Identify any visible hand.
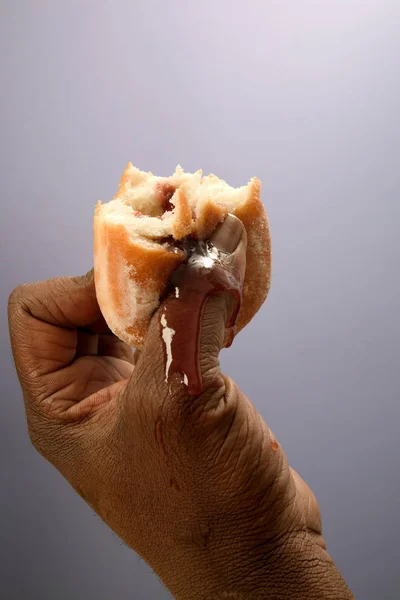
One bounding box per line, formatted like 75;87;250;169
8;217;354;600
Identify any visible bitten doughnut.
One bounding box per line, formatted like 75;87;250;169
93;163;271;347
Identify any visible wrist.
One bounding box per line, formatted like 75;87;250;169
170;533;354;600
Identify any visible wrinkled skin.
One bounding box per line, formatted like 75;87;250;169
8;219;354;599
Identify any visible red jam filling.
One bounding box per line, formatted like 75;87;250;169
156;182;176;213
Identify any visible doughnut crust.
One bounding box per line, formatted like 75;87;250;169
94;163;271;347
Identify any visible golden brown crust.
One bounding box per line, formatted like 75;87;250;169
94;167;271;348
232;178;271;333
94;201;184;346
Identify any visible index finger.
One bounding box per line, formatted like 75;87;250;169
8;270;102;398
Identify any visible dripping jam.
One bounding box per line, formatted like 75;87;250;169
161;238;242;396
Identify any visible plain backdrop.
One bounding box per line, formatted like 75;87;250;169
1;1;399;599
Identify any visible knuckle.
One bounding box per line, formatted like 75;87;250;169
8;283;37;321
69;270;94;293
8;284;26;314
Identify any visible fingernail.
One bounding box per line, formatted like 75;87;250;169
211;214;243;253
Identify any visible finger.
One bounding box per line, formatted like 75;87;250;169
74;330;134;364
44;355;134;415
8;270;103;401
97;334;134;363
132;348;141;366
76;330;99;357
126;214;247;413
9;269;99;329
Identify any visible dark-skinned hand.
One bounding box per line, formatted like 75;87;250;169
8;216;354;599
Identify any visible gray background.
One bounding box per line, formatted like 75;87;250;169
1;1;399;598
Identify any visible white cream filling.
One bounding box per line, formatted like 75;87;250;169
160;312;175;382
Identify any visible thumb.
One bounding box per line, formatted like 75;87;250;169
129;215;247;404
